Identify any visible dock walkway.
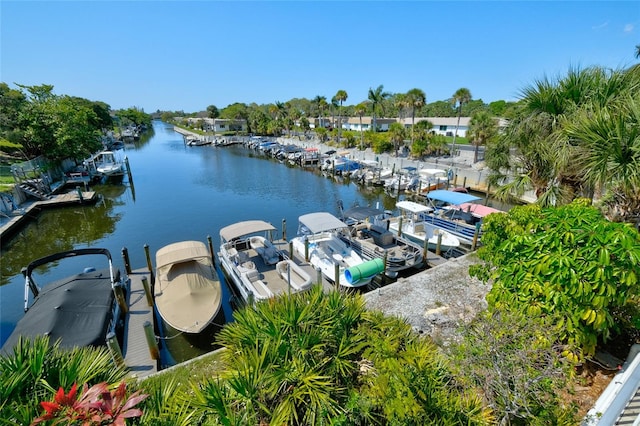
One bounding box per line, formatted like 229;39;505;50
0;191;98;244
122;269;158;378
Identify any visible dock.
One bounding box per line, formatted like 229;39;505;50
0;191;99;244
122;269;158;378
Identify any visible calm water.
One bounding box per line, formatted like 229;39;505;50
0;121;394;361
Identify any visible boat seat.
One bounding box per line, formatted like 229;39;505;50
249;237;264;250
237;251;250;264
245;268;260;282
242;261;256;270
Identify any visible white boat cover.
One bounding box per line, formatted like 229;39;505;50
298;212;348;234
219;220;276;242
155;241;222;333
396;200;432;214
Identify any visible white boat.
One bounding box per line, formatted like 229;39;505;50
84;150;125;180
420;189;504;244
387;200;460;252
384;167;419;192
417;168;449;193
339;206;424;278
154;241;223;334
290;212;385;287
218;220;312;305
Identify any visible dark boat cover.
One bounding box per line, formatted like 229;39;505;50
1;268;116;354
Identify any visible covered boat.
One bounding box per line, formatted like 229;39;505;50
1;248;126;353
387;200;461;251
154;241;222;334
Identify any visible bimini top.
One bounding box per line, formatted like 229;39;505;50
298;212;349;234
396;200;432;214
219;220;276;242
426;189;482;205
342;206;385;221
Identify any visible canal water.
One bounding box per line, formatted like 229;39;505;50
0;120;398;363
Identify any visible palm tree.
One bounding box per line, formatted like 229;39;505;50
450;88;472;162
334;90;348;144
313;95;327;132
368;85;390;132
405;88;426;146
388;122;405;157
467;111;498;163
354;102;368;150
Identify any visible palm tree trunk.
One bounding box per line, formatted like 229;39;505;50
451;109;461;164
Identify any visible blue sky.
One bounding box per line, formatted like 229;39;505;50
2;1;638;113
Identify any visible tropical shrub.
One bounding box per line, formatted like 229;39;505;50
191;286;492;425
0;336;129;424
449;307;578;426
471;199;640;358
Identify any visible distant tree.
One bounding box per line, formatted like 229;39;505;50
206;105;219;119
367;84;390;132
450;88;472;159
354;102;368;149
467;110;498;163
423;100;455;117
334;90;348;143
488;100;507;116
406;88;426;146
410;119;433;158
388;122;405;157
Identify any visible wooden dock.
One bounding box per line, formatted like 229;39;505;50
122;269;158;378
0;191;99;244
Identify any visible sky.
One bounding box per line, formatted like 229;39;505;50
1;1;638;113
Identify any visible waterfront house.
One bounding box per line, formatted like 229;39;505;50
344;117;397;132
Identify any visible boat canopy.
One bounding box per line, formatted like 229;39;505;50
419;168;447;177
426;189;482;205
396;200;432;214
456;202;504;217
219;220;276;242
298;212;348;233
342;206;385;221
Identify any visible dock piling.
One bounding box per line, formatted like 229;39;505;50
144;244;155;284
75;186;83;203
207;235;215;263
106;331;125;367
141;276;154;307
435;233;443;256
282;219;287;241
121;247;132;275
143;321;160;360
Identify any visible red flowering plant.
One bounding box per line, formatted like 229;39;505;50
31;381;148;425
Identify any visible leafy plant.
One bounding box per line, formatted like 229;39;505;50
471;200;640;358
31;381;147;425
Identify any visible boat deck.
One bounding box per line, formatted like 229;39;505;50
122;269;158;378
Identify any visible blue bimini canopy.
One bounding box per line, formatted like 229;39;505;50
426;189;482;206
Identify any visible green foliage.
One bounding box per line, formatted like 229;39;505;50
0;336;128;424
192;287;491;425
449;307;578;425
471;200;640;357
115;107;152;128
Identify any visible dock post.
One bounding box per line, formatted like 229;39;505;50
289;241;293;259
422;237;429;260
121;247;132;275
114;286;128;314
207;235;216;263
382;251;388;287
124;156;133;183
334;264;340;287
397;217;403;237
316;267;322;286
304;238;309;262
141;276;154;307
485;183;491;206
435;233;443;256
144;244;155;284
75;186;84;203
472;223;481;251
282;219;287;241
143;321;160;360
463;176;467;189
106;331;125;367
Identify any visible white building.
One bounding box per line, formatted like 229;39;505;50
399;117;471;138
186;117;247;133
344;117;397;132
